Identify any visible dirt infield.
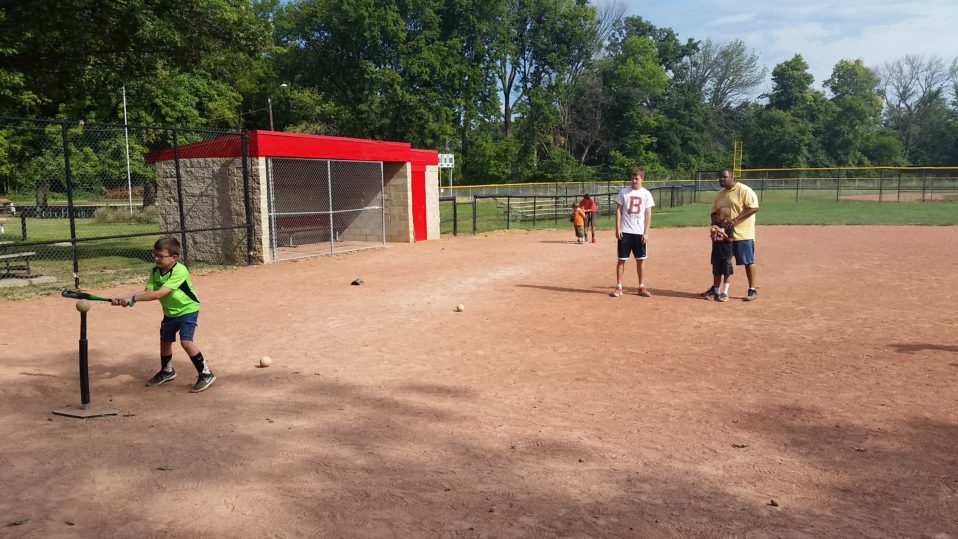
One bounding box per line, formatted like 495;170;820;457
841;192;956;202
1;226;957;537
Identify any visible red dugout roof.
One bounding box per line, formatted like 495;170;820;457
145;130;438;166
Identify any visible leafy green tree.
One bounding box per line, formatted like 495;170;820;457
607;16;698;76
743;107;816;167
767;55;815;111
0;0;271;124
601;33;668;172
823;59;883;165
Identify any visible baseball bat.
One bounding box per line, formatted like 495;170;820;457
61;290;113;302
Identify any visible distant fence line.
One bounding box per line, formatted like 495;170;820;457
441;167;958;206
439;167;958;235
440;184;693;236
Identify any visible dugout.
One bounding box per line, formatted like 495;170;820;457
146;131;440;264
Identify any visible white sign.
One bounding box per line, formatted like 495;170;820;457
438;153;455;169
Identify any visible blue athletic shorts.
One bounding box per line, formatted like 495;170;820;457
160;311;199;342
617;233;647;260
732;240;755;266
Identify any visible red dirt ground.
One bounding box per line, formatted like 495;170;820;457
1;226;957;538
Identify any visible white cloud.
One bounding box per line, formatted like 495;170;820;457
628;0;958;92
706;14;756;27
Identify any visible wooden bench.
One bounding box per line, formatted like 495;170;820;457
276;225;334;247
0;251;37;278
274;215;335;247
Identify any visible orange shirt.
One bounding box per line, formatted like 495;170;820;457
573;207;586;226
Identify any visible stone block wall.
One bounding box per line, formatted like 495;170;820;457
382;162;413;243
155;157;267;265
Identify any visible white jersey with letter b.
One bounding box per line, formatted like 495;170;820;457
615;187;655;235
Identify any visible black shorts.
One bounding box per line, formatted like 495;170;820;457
617;233;647;260
711;256;733;277
711;244;733;276
585;212;595;227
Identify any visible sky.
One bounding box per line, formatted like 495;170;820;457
627;0;958;94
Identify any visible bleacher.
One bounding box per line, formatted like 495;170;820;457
495;196;615;222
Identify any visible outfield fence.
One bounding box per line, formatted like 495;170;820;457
439;167;958;235
693;167;958;203
0;117;253;297
440;184;693;235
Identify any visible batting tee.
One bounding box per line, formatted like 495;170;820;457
146;131;440;264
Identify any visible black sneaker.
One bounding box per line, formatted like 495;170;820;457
744;288;758;302
190;372;216;393
146;369;176;386
701;288;718;300
716;292;729;302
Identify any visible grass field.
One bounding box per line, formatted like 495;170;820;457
441;198;958;234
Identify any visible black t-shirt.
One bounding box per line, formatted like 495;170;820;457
711;224;734;259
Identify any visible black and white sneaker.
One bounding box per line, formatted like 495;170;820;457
146;369;176;386
702;288;718;300
744;288;758;302
190;372;216;393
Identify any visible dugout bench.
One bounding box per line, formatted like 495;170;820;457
274;215;339;247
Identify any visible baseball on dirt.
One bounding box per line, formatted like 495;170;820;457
259;355;272;367
456;304;465;312
75;299;91;313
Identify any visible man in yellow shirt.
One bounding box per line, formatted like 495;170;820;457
707;169;759;301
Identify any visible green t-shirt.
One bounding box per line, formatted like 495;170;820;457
146;262;200;317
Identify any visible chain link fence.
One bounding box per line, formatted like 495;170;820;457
0;117;253;299
693;168;958;204
440;184;693;235
266;158;385;260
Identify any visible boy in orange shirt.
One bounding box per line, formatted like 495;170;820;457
571;202;587;244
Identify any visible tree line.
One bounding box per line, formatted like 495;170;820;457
2;0;957;196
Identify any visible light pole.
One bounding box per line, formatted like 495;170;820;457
279;83;289;131
122;86;134;214
268;98;274;130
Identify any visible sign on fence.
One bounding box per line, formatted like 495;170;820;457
438;153;455;169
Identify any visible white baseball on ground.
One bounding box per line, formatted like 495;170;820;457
456;304;465;312
259;355;272;367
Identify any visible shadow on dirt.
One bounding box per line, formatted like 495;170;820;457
891;343;958;354
515;284;610;296
4;354;957;536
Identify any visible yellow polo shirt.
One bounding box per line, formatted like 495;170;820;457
712;182;759;241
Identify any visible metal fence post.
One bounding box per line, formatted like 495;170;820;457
240;131;254;264
472;196;477;234
836;169;841;202
533;196;537;227
897;171;902;202
506;196;511;230
172;128;188;262
20;213;27;240
878;169;884;202
452;200;458;236
327;160;335;254
62;121;79;288
921;169;927;202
